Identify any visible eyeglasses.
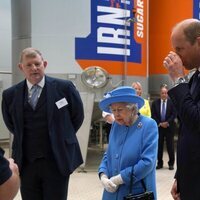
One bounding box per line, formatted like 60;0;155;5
110;107;127;114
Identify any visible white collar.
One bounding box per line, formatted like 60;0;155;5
161;99;167;103
26;76;45;90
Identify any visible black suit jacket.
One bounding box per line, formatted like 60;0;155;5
1;76;84;176
168;73;200;200
151;98;176;132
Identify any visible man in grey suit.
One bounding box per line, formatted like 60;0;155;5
1;47;84;200
164;19;200;200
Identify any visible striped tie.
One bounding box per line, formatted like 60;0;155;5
29;85;40;110
161;100;166;122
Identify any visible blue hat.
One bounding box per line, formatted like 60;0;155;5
99;86;144;113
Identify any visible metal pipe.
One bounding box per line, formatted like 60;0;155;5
123;2;128;86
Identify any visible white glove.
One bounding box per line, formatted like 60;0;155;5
100;174;118;193
110;174;124;186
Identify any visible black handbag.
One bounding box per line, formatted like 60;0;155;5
123;168;154;200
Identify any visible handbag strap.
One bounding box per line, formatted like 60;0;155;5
129;167;134;194
129;167;147;194
141;179;147;192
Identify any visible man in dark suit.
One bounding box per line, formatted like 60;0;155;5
151;84;176;170
1;47;84;200
163;19;200;200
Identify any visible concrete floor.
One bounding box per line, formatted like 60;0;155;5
11;145;175;200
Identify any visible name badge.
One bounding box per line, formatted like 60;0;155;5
55;98;68;109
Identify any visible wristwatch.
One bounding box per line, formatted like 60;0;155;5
174;77;187;87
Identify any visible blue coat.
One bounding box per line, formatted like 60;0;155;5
1;76;84;176
99;115;158;200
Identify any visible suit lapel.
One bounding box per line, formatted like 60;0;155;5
190;73;200;99
45;77;56;127
158;99;161;114
192;79;200;99
166;99;170;118
157;99;161;121
15;82;26;133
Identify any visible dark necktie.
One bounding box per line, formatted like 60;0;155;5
161;100;166;122
190;70;200;94
28;85;40;110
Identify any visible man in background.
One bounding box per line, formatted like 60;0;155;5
151;84;176;170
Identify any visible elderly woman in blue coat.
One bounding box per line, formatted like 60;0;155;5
98;86;158;200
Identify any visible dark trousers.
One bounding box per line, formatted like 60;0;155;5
157;127;175;166
104;123;112;142
20;158;69;200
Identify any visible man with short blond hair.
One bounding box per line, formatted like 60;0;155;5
2;47;84;200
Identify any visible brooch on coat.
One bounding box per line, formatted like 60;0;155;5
137;122;142;128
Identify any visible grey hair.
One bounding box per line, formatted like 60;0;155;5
109;102;139;114
125;103;138;114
